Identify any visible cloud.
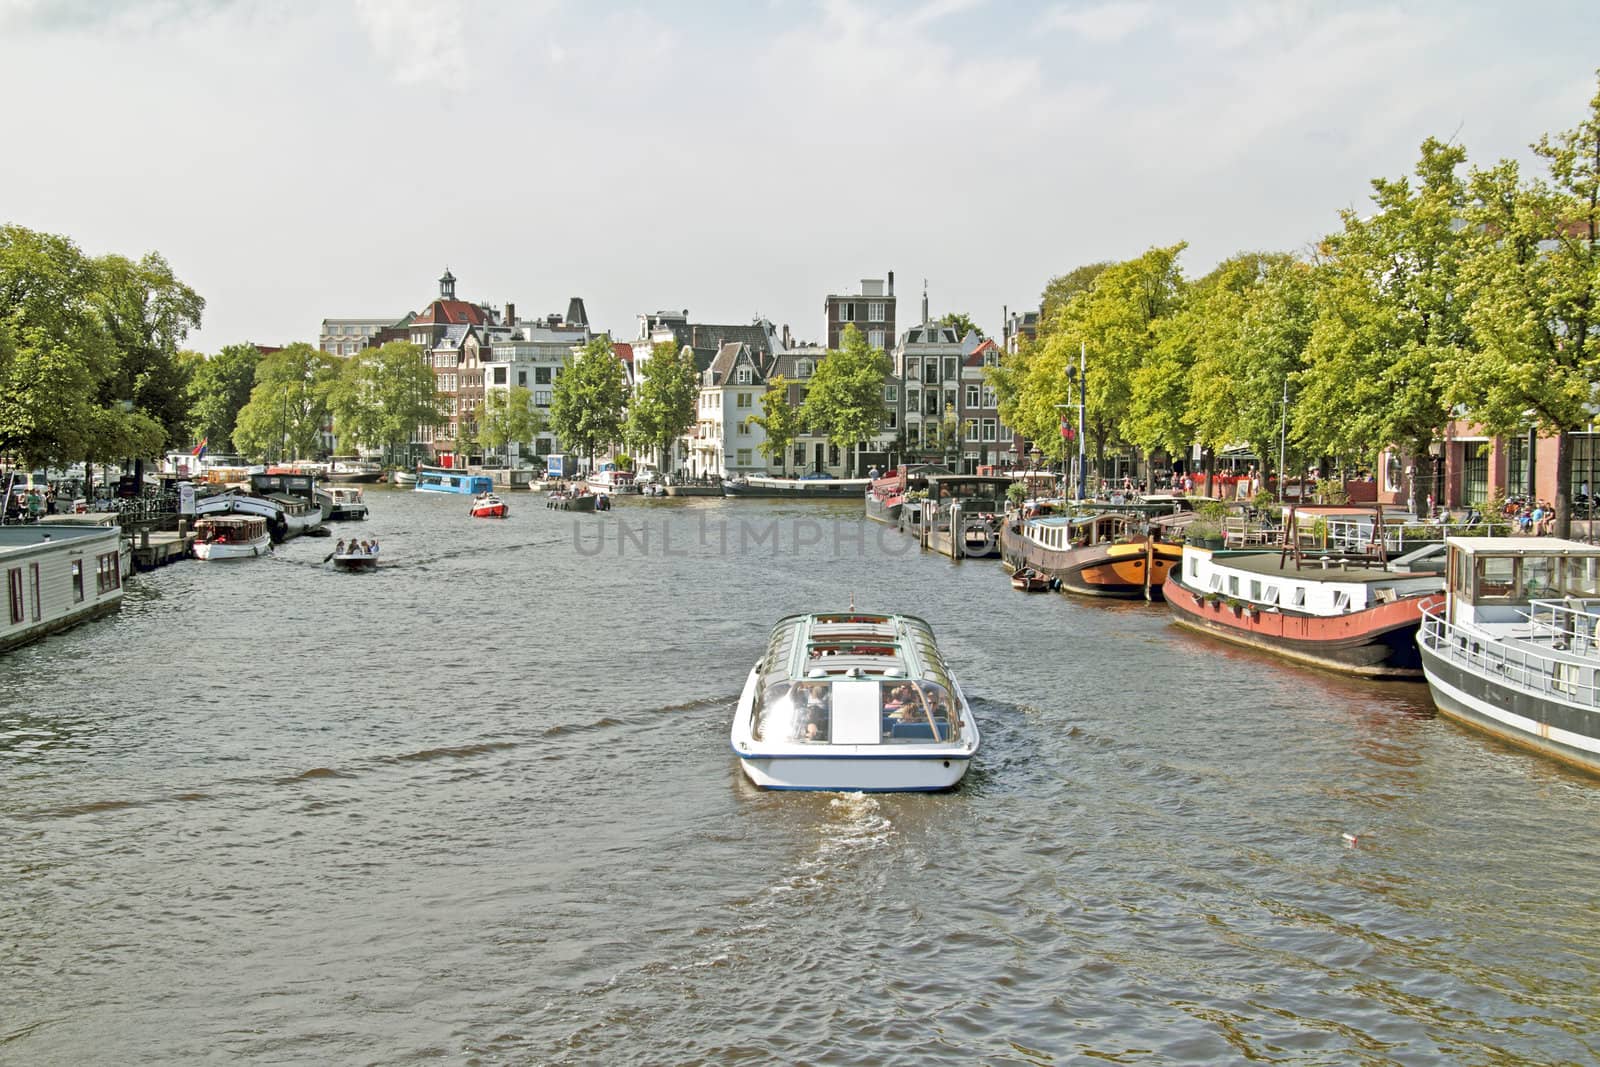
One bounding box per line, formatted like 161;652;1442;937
353;0;469;87
1040;1;1154;43
0;0;239;33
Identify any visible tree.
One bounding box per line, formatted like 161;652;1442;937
189;343;263;452
479;385;545;465
800;324;890;476
623;338;698;472
751;374;805;470
232;343;339;461
1449;75;1600;537
549;336;627;465
1040;262;1112;327
322;341;442;463
1295;138;1472;516
93;251;204;452
938;312;985;340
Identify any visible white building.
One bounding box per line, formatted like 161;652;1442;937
318;317;398;356
484;314;593;465
689;341;770;478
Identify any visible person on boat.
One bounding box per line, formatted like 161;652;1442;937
369;538;379;554
336;539;346;555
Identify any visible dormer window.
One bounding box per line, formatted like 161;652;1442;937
737;366;752;384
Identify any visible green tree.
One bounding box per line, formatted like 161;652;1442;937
800;324;890;476
232;343;339;461
189;342;263;452
1448;76;1600;536
1040;262;1112;327
322;341;442;463
549;336;627;465
624;338;698;472
479;385;545;464
751;374;805;470
1295;138;1472;516
93;251;204;451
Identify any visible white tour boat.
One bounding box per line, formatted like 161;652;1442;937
192;516;270;560
729;611;981;791
1418;537;1600;775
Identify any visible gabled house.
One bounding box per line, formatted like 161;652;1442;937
688;342;772;478
957;338;1009;473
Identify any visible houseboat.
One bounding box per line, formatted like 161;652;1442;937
1418;537;1600;775
1001;511;1182;600
1165;543;1445;677
729;611;981;791
415;467;494;495
192;516;270;560
723;475;873;498
315;484;369;522
193;473;326;542
1;524;128;653
588;466;639;495
902;475;1011;560
864;464;952;526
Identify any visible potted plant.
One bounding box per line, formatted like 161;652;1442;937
1224;596;1244;616
1186;500;1229;549
1007;481;1027;507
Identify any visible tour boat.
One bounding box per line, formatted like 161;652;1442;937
722;475;874;499
192;515;270;560
865;464;952;526
729;611;981;792
469;493;509;519
1418;537;1600;775
416;466;494;495
1000;512;1182;600
331;544;380;572
315;484;368;521
1164;543;1445;677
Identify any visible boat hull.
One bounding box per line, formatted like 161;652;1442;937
193;538;268;560
547;495;597;512
389;472;417;486
663;484;722;497
332;554;378;571
723;478;872;498
470;504;508;518
327;471;382;484
1164;572;1427;677
1001;523;1178;600
1420;638;1600;776
735;751;973;792
864;494;903;525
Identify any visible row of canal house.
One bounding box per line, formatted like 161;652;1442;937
1369;421;1600;519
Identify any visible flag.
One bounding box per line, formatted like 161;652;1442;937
192;437;208;459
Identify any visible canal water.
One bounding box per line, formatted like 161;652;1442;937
3;490;1598;1065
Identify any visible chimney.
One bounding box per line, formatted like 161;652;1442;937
506;302;516;326
887;271;894;297
782;324;791;349
1003;304;1008;343
922;281;929;327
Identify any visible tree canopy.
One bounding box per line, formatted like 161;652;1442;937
480;385;544;464
800;325;890;475
751;374;805;468
624;338;698;471
188;342;263;453
232;343;339;461
549;336;628;462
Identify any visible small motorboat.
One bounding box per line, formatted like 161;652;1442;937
331;545;379;572
547;491;597;512
1010;566;1051;592
469;493;509;519
729;611;981;792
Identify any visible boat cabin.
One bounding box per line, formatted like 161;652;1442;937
924;475;1011;513
252;471;318;501
195;515;268;544
1023;513;1139;552
748;612;967;746
1180;545;1442;615
1442;537;1600;627
416;469;495;494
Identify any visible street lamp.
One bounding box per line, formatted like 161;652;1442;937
1066;342;1086;500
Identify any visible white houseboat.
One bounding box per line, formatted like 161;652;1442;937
729;611;981;791
1;525;128;653
1418;537;1600;776
192;516;271;560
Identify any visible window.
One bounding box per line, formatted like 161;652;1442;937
965;420;979;443
1462;447;1489;505
796;359;813;378
518;371;527;387
885;410;897;430
837;302;855;322
829;445;840;466
982;386;996;409
924;360;938;383
737;392;752;408
794;443;806;465
906;361;919;381
29;563;40;621
737;449;753;467
925;393;939;416
7;568;20;624
1291;586;1306;608
736;367;752;385
71;560;84;603
884;385;898;402
95;552;121;595
737;421;750;436
982;419;996;442
493;367;506;385
944;357;957;381
867;330;885;349
535;367;552;384
965;385;979;408
534;390;551;405
868;302;885;322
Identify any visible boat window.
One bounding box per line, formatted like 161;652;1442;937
1521;556;1557;599
1228;575;1239;596
1291;586;1306;608
1250;580;1261;601
1187;556;1198;580
1263;586;1279;605
1562;556;1600;597
879;680;961;743
1474;556;1518;602
1333;590;1351;612
752;681;831;743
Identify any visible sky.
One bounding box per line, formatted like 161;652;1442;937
2;0;1597;351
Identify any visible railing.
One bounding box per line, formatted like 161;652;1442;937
1323;518;1492;554
1419;598;1600;708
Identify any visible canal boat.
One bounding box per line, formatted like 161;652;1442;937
469;493;509;519
1001;511;1182;600
546;491;597;512
723;475;873;499
865;464;952;526
326;459;383;484
193;485;325;542
1418;537;1600;775
729;611;981;792
192;516;270;560
1164;543;1445;677
315;484;369;522
663;481;722;497
415;466;494;495
1;524;128;653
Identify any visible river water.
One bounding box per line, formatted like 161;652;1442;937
3;490;1598;1065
